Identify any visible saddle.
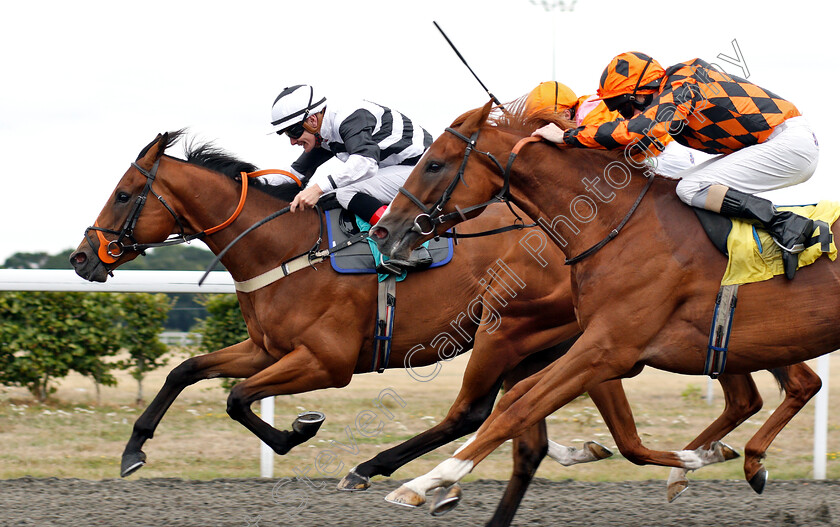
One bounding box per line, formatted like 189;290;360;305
325;208;454;279
694;201;840;285
693;201;840;378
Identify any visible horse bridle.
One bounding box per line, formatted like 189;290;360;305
84;157;302;272
398;127;537;238
84;159;192;270
397;125;656;265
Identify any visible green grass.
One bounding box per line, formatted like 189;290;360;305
2;353;840;483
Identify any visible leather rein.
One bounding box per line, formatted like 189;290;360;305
397;127;539;240
397;126;654;264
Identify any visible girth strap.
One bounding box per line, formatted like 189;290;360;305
705;284;739;378
372;275;397;373
232;230;370;292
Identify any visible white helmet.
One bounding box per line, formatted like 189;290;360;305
269;84;327;134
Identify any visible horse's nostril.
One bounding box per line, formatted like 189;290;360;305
370;227;388;240
71;252;87;265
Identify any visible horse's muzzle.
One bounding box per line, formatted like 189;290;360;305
69;248;109;283
370;226;389;240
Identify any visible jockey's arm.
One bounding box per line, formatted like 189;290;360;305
310;123;381;193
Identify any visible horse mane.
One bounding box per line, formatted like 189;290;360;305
490;95;578;134
136;129;302;203
461;96;625;164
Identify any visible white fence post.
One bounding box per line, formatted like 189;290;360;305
814;355;830;479
260;398;275;478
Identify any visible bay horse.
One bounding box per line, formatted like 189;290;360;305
371;101;829;509
68;131;810;525
67;130;607;526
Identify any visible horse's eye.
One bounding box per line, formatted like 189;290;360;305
427;161;444;174
116;191;131;203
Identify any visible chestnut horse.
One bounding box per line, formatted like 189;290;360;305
68;131;810;525
372;101;829;509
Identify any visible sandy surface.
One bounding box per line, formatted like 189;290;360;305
1;477;838;527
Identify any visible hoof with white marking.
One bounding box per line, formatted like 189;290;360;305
712;441;740;462
666;468;690;503
385;486;425;508
429;484;462;516
584;440;614;461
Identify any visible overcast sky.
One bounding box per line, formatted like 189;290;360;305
1;0;836;264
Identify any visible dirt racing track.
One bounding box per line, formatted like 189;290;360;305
1;477;838;526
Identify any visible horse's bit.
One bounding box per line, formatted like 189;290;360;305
85;159;189;269
397;127;531;239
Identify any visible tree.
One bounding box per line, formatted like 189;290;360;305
2;246;218;331
0;292;119;401
1;249;74;269
193;294;249;389
1;245;216;271
115;293;174;405
195;294;249;351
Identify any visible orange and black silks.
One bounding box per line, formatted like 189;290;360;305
564;58;801;155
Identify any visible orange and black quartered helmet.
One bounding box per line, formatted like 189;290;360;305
597;52;664;118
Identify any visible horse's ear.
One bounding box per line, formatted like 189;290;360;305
458;100;494;136
136;132;169;169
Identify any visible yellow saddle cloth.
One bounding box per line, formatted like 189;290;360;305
722;201;840;286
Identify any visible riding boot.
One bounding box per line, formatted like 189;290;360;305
718;189;814;279
348;193;433;272
380;246;433;272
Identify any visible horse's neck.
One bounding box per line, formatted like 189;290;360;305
161;161;320;280
511;147;653;260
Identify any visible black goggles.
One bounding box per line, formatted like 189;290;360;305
603;94;637;119
279;122;306;140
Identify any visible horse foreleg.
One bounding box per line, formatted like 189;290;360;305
225;344;351;455
386;341;627;508
337;376;504;491
742;363;821;494
666;372;762;501
427;352;570;523
122;339;272;477
588;379;740;473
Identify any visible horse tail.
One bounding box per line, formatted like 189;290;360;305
769;366;790;394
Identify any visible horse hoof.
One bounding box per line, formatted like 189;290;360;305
120;450;146;478
292;411;325;436
384;486;425;508
748;468;768;494
584;441;614;460
337;469;371;491
667;480;689;503
712;441;741;461
429;484;462;516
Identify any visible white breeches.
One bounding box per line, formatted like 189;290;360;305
649;140;697;179
674;116;819;207
334;164;413;208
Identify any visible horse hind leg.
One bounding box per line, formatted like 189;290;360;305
587;377;740;497
225;344;350;455
666;372;763;501
742;363;821;494
122;340;273;477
